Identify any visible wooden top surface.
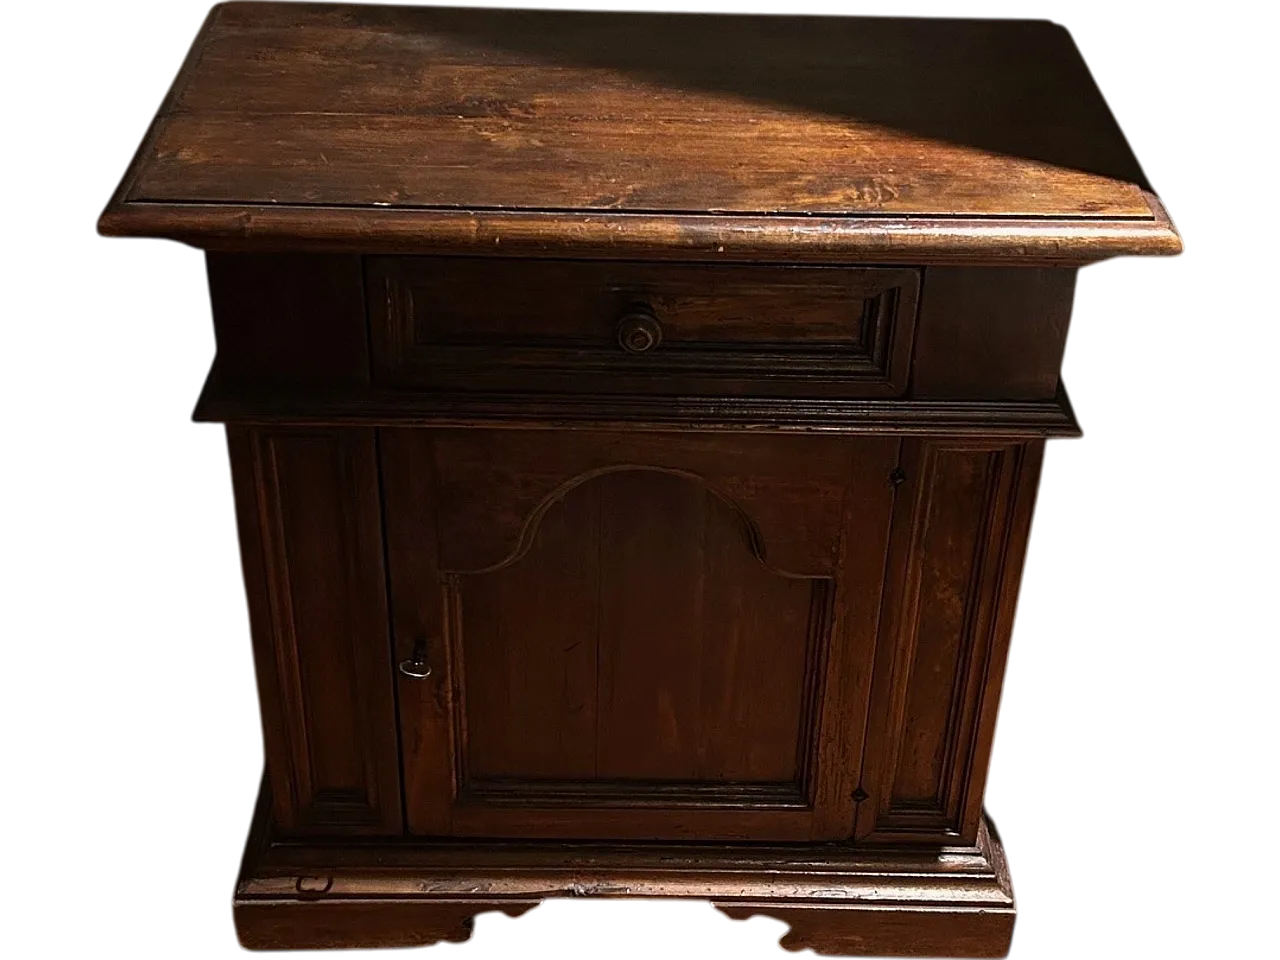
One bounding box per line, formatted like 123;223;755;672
100;3;1181;262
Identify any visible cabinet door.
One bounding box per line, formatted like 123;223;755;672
381;429;898;841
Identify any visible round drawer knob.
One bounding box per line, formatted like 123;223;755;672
617;307;663;355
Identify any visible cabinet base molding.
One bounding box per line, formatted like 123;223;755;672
235;785;1015;956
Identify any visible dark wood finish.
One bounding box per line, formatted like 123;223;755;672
195;381;1083;437
368;257;918;397
98;3;1180;264
856;441;1044;844
128;5;1151;217
105;200;1181;265
237;902;539;951
207;253;369;386
380;429;897;841
227;427;401;834
458;473;817;785
101;5;1179;955
911;269;1077;401
716;905;1014;959
235;777;1014;954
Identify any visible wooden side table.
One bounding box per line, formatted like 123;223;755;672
99;4;1180;956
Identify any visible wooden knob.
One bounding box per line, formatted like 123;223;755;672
617;307;663;354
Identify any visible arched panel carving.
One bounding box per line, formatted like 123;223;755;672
459;464;797;578
379;427;903;839
429;430;856;577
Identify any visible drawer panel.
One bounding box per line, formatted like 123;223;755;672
368;258;919;397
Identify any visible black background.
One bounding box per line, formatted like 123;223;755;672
67;3;1187;957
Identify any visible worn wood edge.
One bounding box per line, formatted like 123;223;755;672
240;788;1014;903
1141;190;1184;255
978;816;1015;904
714;902;1015;958
209;1;1059;24
242;857;1011;916
251;844;1007;885
98;200;1182;265
235;773;1015;954
234;899;541;950
952;456;1047;845
239;786;1015;897
97;4;227;226
192;380;1083;438
235;773;276;895
231;775;546;949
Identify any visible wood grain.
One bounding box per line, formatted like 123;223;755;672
235;779;1016;956
911;268;1078;401
96;5;1184;953
460;470;819;785
101;201;1182;264
131;4;1150;216
226;427;401;834
194;381;1083;437
236;900;539;950
422;429;859;579
458;479;602;783
207;252;369;386
98;2;1182;263
855;440;1044;844
716;904;1015;958
367;257;918;397
379;428;899;841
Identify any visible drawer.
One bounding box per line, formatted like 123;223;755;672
367;258;919;397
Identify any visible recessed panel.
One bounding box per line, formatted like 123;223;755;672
458;469;824;795
368;257;919;397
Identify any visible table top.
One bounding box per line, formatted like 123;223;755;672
100;2;1181;263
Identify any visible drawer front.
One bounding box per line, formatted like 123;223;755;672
368;258;919;397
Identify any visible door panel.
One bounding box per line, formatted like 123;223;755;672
381;428;898;841
460;469;821;785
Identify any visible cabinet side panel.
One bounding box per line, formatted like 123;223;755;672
228;427;295;830
856;439;1043;844
957;441;1045;836
227;426;401;834
207;253;369;386
911;267;1075;400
